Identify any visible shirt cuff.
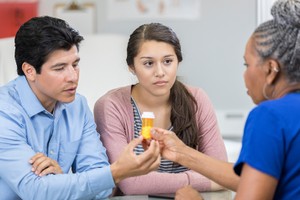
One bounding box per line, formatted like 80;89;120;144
87;165;116;194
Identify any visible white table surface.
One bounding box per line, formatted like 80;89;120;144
107;190;232;200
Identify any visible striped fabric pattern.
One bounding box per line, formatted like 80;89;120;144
131;97;188;173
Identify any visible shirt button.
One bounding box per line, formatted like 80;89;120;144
50;150;54;154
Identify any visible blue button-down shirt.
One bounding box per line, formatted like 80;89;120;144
0;76;114;200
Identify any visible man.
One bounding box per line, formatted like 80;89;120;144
0;16;160;200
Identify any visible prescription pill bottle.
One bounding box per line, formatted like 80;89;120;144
141;112;155;139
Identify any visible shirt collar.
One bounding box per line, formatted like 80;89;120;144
15;76;66;118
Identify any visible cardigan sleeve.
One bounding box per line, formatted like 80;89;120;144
94;91;132;165
192;87;228;160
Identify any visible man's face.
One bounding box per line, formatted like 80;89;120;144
25;45;80;112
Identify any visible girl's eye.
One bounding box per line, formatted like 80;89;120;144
243;63;249;68
144;61;153;67
164;59;173;65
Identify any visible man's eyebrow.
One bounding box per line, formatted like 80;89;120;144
50;58;81;68
50;62;66;68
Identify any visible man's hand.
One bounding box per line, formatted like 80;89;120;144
175;185;203;200
29;153;63;176
110;136;161;184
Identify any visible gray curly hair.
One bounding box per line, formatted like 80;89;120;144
253;0;300;82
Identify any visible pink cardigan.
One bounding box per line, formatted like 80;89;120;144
94;85;227;195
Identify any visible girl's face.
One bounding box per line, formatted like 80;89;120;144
243;37;267;104
132;40;179;97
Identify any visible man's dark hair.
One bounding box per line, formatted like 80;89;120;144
15;16;84;75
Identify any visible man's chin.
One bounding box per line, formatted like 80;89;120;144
60;96;76;103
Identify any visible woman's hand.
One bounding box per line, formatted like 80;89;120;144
175;185;203;200
150;127;187;163
29;153;63;176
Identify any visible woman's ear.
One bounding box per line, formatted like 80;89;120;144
22;62;36;81
265;59;280;85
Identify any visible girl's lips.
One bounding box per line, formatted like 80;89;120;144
154;81;168;86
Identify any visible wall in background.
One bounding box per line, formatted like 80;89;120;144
0;1;38;38
39;0;257;113
257;0;277;25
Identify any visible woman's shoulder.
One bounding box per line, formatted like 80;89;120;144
184;84;208;98
251;94;300;120
94;85;132;109
100;85;131;100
